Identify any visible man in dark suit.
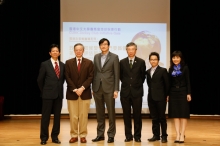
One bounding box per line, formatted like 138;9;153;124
120;42;146;142
146;52;169;143
37;44;65;145
65;43;94;143
92;38;120;143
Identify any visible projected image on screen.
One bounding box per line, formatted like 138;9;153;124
132;31;164;69
62;22;167;113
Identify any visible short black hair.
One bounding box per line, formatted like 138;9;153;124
149;52;160;60
126;42;137;49
170;50;185;69
49;44;59;52
99;38;110;46
74;43;84;50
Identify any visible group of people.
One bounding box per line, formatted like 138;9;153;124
37;38;191;145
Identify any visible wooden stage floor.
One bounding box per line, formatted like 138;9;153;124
0;117;220;146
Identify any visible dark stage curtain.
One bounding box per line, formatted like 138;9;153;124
0;0;60;114
171;1;220;114
0;0;219;114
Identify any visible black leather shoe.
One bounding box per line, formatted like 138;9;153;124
134;138;141;142
107;137;114;143
52;139;61;144
92;136;105;142
148;136;160;141
124;138;133;142
161;136;167;143
40;140;47;145
179;141;184;143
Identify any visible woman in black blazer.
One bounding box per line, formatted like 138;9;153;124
168;51;191;143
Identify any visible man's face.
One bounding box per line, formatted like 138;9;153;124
49;47;60;59
149;55;159;67
74;45;84;58
99;40;109;53
126;45;137;58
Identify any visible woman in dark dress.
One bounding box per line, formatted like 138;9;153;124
168;51;191;143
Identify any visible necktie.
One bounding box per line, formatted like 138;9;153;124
130;60;133;69
78;59;81;72
54;62;60;78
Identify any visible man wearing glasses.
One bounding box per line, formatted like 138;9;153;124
146;52;169;143
92;38;120;143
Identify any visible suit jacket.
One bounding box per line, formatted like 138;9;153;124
120;57;146;98
65;57;94;100
168;65;191;94
37;59;65;99
146;66;169;101
92;52;120;93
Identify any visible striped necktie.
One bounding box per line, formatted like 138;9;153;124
54;62;60;78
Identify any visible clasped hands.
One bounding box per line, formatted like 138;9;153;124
75;87;84;97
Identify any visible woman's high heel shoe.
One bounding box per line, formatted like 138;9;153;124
174;140;179;143
179;134;185;143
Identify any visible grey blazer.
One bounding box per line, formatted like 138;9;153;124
92;52;120;93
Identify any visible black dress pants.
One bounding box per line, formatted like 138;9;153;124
40;97;62;141
148;96;167;137
121;95;142;139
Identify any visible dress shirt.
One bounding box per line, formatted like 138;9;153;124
76;57;83;65
50;58;59;68
128;57;135;65
151;65;158;77
101;52;109;67
73;57;85;92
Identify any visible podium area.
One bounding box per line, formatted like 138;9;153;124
0;117;220;146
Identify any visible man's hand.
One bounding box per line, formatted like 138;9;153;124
187;94;191;101
76;87;84;96
113;91;118;99
166;96;169;102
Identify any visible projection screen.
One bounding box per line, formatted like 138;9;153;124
60;0;170;113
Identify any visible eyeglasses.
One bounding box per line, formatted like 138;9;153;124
150;59;158;61
100;43;108;46
126;49;136;51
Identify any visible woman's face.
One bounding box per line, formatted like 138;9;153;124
172;56;181;65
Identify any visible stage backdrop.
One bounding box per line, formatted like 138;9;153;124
0;0;219;115
60;0;170;113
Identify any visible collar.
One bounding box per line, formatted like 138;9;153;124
50;58;59;65
151;65;158;71
76;57;83;62
128;56;135;62
101;51;109;56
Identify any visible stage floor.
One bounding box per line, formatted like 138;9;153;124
0;118;219;146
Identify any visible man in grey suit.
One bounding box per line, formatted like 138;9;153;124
92;38;120;143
